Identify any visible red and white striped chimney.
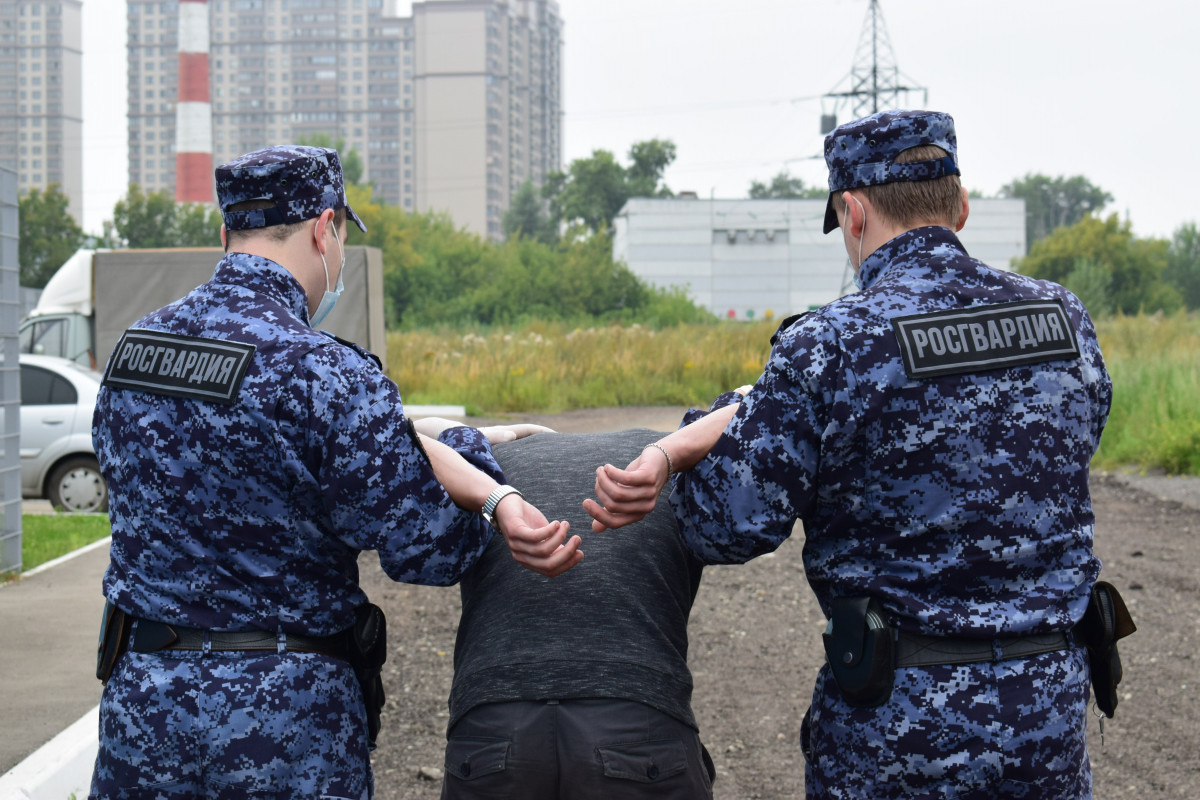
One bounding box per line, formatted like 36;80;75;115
175;0;212;203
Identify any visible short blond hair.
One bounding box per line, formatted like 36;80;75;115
832;145;963;229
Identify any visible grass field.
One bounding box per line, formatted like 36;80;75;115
389;312;1200;475
17;513;110;573
1093;311;1200;474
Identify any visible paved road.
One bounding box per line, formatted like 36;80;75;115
0;538;108;773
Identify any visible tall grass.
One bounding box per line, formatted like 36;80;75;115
1093;311;1200;475
388;312;1200;476
388;319;778;414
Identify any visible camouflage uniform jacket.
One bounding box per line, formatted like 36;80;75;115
94;252;493;637
674;226;1112;637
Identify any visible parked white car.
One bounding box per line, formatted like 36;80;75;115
19;353;108;513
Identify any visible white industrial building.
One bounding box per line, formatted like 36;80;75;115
613;197;1026;320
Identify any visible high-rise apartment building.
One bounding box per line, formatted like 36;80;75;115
0;0;83;223
126;0;561;240
414;0;561;239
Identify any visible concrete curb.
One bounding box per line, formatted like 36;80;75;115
0;705;98;800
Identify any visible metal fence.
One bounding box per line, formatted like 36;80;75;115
1;166;20;573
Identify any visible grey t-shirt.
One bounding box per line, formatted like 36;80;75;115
448;428;705;731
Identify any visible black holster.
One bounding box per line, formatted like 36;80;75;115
822;596;895;708
1076;581;1136;718
348;603;388;749
96;600;132;684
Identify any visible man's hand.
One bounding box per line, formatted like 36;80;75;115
582;447;670;533
478;423;556;444
494;494;582;578
411;416;464;439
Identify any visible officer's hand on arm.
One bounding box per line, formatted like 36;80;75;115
477;423;556;443
412;417;554;445
583;403;739;532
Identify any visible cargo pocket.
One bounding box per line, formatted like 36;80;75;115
596;739;688;783
443;737;510;781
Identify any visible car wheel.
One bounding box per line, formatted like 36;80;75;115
46;456;109;513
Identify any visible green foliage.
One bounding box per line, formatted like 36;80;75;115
107;185;224;248
345;183;710;329
18;184;85;288
748;170;827;199
295;132;365;185
626;139;677;198
1165;222;1200;309
20;514;110;572
1000;173;1112;252
1016;214;1179;315
502;180;558;244
1094;312;1200;475
543;139;677;233
1063;259;1113;317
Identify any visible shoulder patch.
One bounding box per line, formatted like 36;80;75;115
891;299;1081;379
103;329;256;405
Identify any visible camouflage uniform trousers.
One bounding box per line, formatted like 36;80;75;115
90;649;371;800
802;647;1091;799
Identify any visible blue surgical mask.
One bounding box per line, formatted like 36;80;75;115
310;225;345;328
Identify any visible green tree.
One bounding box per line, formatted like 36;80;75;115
999;173;1112;252
1062;258;1113;317
107;185;222;248
1165;222;1200;309
296;132;365;185
175;201;225;248
748;170;827;199
503;180;558;244
1016;214;1179;315
18;184;85;288
543;139;677;233
625;138;677;198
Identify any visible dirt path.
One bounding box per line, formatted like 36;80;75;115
365;407;1200;799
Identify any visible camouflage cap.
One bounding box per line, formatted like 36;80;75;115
822;110;959;234
216;145;367;233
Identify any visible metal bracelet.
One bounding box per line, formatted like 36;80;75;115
482;484;524;527
643;442;674;476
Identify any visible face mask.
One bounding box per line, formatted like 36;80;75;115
310;224;345;328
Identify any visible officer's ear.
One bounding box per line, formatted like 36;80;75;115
841;191;866;238
955;188;970;232
312;209;336;255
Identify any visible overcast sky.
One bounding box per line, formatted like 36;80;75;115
81;0;1200;241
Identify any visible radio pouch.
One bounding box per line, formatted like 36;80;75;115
822;596;895;708
1076;581;1136;718
96;600;131;684
349;602;388;749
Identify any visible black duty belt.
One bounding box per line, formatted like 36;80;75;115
130;619;349;660
894;630;1074;668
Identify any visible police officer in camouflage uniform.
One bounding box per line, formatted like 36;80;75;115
89;145;580;800
587;111;1112;799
